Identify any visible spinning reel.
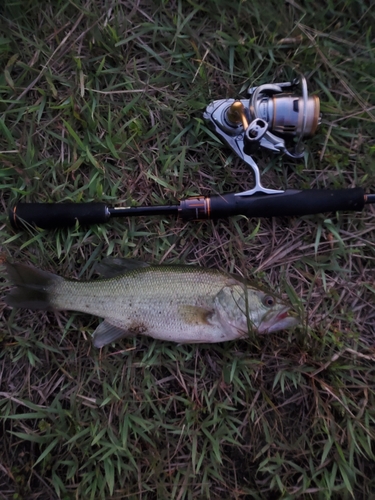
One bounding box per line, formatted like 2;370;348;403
204;75;321;195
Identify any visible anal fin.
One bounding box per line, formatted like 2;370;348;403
92;320;133;348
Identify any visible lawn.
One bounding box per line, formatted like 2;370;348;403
1;0;375;498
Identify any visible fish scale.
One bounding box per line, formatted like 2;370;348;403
50;267;230;342
51;266;227;316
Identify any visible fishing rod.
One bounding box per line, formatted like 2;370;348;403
9;189;373;230
9;75;375;230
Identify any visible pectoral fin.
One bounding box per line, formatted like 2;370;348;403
178;305;214;326
92;320;133;348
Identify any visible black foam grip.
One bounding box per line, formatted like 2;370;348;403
9;203;110;229
209;188;365;219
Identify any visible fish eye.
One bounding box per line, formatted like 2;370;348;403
263;295;275;307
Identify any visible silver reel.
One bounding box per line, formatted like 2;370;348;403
204;75;321;196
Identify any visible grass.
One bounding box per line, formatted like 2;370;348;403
0;0;375;498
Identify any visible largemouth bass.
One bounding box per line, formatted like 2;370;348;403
3;258;299;347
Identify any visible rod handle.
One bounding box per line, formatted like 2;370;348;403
209;188;366;218
9;203;110;229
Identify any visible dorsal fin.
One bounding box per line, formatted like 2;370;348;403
94;257;150;278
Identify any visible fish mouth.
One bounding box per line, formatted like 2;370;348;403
277;310;289;320
258;306;300;334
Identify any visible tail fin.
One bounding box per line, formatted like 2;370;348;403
3;261;63;310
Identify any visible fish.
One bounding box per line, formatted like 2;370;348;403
3;258;299;348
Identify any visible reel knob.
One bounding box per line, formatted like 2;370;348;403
243;119;268;155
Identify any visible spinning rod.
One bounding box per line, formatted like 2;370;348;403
10;189;374;230
9;75;375;230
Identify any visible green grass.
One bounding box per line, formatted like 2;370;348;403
1;0;375;498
